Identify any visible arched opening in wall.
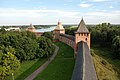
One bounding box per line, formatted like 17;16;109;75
85;38;87;41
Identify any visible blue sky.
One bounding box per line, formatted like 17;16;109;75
0;0;120;25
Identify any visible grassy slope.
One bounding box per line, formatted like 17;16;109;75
34;42;75;80
91;45;120;80
5;58;46;80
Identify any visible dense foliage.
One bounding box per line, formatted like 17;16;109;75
42;32;53;41
0;31;54;79
0;46;20;80
65;27;77;36
37;36;54;57
89;23;120;58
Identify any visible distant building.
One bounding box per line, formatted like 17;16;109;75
26;24;43;37
3;27;20;31
26;24;36;32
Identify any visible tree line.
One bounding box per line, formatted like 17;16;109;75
0;30;54;79
88;23;120;59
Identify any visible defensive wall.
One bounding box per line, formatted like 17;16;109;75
53;18;98;80
59;34;75;49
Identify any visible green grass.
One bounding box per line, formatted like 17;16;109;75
34;42;75;80
5;58;47;80
91;45;120;80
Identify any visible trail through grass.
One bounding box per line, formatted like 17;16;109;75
34;42;75;80
5;58;46;80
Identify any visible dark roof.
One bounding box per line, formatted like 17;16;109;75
71;41;83;80
76;18;89;33
71;41;97;80
60;34;75;41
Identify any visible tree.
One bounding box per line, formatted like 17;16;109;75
112;36;120;58
42;32;53;41
20;31;36;39
37;36;54;57
0;52;20;80
36;48;45;58
0;31;39;61
0;27;5;32
14;36;39;61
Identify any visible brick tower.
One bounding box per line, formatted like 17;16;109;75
53;20;65;41
75;18;90;51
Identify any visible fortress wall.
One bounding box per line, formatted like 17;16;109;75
59;35;75;49
71;41;97;80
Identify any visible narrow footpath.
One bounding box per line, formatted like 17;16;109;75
25;44;59;80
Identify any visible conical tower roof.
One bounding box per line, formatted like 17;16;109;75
55;20;64;30
76;18;89;33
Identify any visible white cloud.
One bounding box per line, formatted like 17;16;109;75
84;10;120;24
109;6;114;8
0;8;81;25
79;4;92;8
0;8;80;18
0;8;120;25
85;11;120;17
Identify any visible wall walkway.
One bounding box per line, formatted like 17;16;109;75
57;34;97;80
71;42;97;80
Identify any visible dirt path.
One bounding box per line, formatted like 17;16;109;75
25;44;59;80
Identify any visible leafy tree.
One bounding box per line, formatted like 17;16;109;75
14;36;39;61
65;27;77;36
20;31;36;39
42;32;53;41
0;52;20;80
36;48;45;58
37;36;54;57
0;27;5;32
0;31;39;62
112;36;120;58
0;45;15;55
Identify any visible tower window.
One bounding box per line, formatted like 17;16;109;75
81;33;83;36
87;33;89;36
79;33;80;36
84;33;86;36
85;38;87;41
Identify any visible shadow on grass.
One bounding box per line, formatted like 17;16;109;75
15;58;46;80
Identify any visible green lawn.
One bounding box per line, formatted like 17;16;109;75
5;58;47;80
34;42;75;80
91;45;120;79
